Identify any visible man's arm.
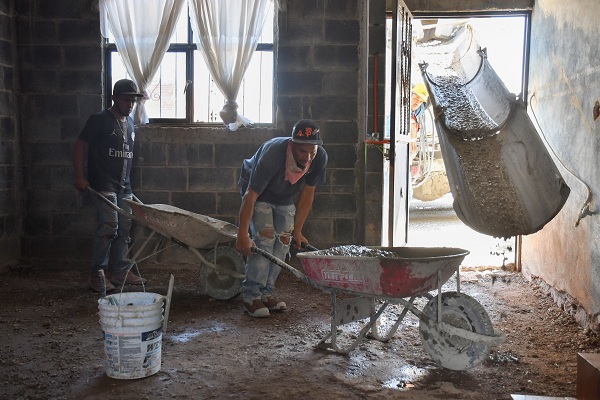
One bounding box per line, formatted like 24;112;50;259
293;184;316;248
235;188;259;256
73;138;89;192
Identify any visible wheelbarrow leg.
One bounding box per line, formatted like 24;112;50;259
368;296;417;342
317;293;393;354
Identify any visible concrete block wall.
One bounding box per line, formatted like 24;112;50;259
275;0;363;246
0;0;19;269
11;0;384;264
15;0;102;262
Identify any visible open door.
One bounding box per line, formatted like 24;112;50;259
382;0;412;246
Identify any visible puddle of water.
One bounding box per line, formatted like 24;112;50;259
382;365;428;390
169;323;227;343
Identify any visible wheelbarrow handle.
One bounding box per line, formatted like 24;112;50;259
300;242;319;251
251;246;312;285
86;187;141;221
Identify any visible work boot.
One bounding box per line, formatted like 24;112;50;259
262;296;287;311
110;270;147;286
89;274;116;293
244;299;270;318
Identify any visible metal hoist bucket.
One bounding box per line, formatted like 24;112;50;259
415;24;569;238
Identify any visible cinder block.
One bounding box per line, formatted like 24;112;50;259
334;218;355;242
136;142;167;166
0;90;11;115
168;143;212;167
215;143;260;168
302;217;332;247
31;21;57;44
277;46;311;71
278;71;323;96
0;116;15;140
311;95;358;120
189;168;236;191
313;193;356;217
33;45;61;68
171;191;216;216
577;352;600;400
325;144;358;168
321;120;358;144
323;71;358;96
325;0;359;19
331;168;356;186
0;14;10;41
324;20;360;43
140;167;186;190
0;40;12;68
217;191;242;216
314;45;359;69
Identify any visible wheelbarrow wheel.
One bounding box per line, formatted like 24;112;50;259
199;246;245;300
419;292;494;371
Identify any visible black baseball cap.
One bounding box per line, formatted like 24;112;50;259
113;79;143;97
291;119;322;145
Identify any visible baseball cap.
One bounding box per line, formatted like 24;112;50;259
113;79;143;97
291;119;322;145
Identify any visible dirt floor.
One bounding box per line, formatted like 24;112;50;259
1;256;598;400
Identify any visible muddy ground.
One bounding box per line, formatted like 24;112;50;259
0;256;598;400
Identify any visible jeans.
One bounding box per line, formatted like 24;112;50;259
90;190;133;276
242;201;295;303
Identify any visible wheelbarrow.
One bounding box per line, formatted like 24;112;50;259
87;189;504;370
252;244;506;371
87;188;245;300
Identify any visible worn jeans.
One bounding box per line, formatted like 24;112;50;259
90;190;133;276
242;201;295;303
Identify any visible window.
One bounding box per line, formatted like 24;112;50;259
105;5;274;124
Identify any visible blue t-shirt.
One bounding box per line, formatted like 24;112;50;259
239;137;328;205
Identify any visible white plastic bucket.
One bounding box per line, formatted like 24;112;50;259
98;292;165;379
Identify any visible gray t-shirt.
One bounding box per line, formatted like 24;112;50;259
239;137;327;205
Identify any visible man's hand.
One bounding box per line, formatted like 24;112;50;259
74;177;89;192
292;231;309;250
235;233;255;257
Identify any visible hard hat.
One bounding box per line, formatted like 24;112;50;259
412;83;429;102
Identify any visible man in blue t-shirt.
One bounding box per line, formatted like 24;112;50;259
236;119;328;317
73;79;146;293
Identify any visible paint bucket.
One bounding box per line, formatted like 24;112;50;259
98;292;165;379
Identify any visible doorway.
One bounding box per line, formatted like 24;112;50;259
384;14;529;267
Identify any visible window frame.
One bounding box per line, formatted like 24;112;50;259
103;11;275;125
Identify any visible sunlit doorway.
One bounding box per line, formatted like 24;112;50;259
384;14;529;268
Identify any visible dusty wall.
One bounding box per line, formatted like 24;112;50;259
12;0;386;264
0;0;20;270
522;0;600;329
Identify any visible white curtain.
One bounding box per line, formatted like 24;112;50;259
99;0;186;125
188;0;272;131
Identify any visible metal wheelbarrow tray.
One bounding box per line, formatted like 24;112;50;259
258;245;506;371
87;188;245;300
124;200;245;300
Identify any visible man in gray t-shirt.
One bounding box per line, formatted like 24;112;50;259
236;119;328;317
